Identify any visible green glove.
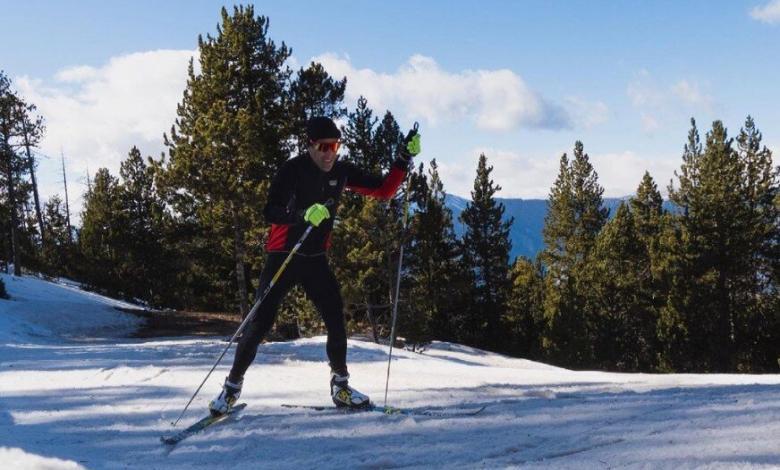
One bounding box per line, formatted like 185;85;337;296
304;203;330;227
405;132;421;157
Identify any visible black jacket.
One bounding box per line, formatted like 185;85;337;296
264;155;408;255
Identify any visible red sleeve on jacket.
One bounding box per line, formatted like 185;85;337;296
345;163;407;200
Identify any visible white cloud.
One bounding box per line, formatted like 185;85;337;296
314;53;573;131
564;97;609;129
671;80;713;109
589;151;679;198
437;147;565;199
627;70;665;108
54;65;99;83
435;147;680;201
14;49;197;216
641;113;661;132
750;0;780;23
627;71;714;133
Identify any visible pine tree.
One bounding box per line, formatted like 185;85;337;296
584;203;658;370
733;116;779;370
288;62;347;153
373;111;404;172
506;256;544;358
116;147;174;306
163;6;292;315
664;118;777;371
0;72;27;275
41;195;71;277
675;119;743;371
79;168;122;293
657;120;703;370
459;153;513;351
402;160;467;347
341;97;379;172
15;101;46;247
540;141;608;366
631;172;664;244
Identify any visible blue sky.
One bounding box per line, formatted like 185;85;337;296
2;1;779;213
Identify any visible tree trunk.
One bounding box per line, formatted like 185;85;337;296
7;149;20;276
231;204;249;317
365;300;379;343
21;123;45;245
61;152;73;244
0;134;20;275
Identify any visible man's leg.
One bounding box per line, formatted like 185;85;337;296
301;255;369;408
228;252;297;383
300;255;347;373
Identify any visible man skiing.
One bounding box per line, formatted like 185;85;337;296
209;116;421;416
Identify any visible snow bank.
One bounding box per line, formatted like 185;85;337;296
0;274;141;343
0;447;85;470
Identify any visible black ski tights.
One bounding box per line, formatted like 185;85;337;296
228;253;347;383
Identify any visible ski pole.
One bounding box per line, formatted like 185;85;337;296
384;122;418;407
172;224;315;426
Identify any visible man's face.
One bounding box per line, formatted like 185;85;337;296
308;138;340;172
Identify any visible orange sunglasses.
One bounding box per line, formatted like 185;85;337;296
312;140;341;153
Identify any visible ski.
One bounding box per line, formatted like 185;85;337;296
281;403;486;417
161;403;247;446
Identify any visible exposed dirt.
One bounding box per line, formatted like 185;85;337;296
117;307;241;338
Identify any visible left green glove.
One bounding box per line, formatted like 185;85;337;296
405;132;421;157
400;126;422;162
304;203;330;227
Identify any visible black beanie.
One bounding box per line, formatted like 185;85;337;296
306;116;341;141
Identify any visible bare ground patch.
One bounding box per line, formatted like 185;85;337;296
116;307;241;338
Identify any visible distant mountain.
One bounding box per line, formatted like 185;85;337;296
444;194;673;261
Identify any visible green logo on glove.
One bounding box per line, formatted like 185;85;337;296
406;133;421;156
304;203;330;227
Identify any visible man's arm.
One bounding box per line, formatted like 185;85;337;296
263;161;304;224
344;159;409;200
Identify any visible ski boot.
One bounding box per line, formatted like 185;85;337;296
330;370;370;409
209;377;243;417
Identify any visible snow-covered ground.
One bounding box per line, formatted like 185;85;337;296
1;273;779;469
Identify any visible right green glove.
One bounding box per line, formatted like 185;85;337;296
304;203;330;227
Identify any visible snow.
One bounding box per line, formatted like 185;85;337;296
0;447;86;470
1;273;779;469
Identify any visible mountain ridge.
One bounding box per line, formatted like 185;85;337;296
444;194;673;261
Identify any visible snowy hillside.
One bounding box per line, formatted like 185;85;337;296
1;273;779;469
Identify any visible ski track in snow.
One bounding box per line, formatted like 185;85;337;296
0;273;779;469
